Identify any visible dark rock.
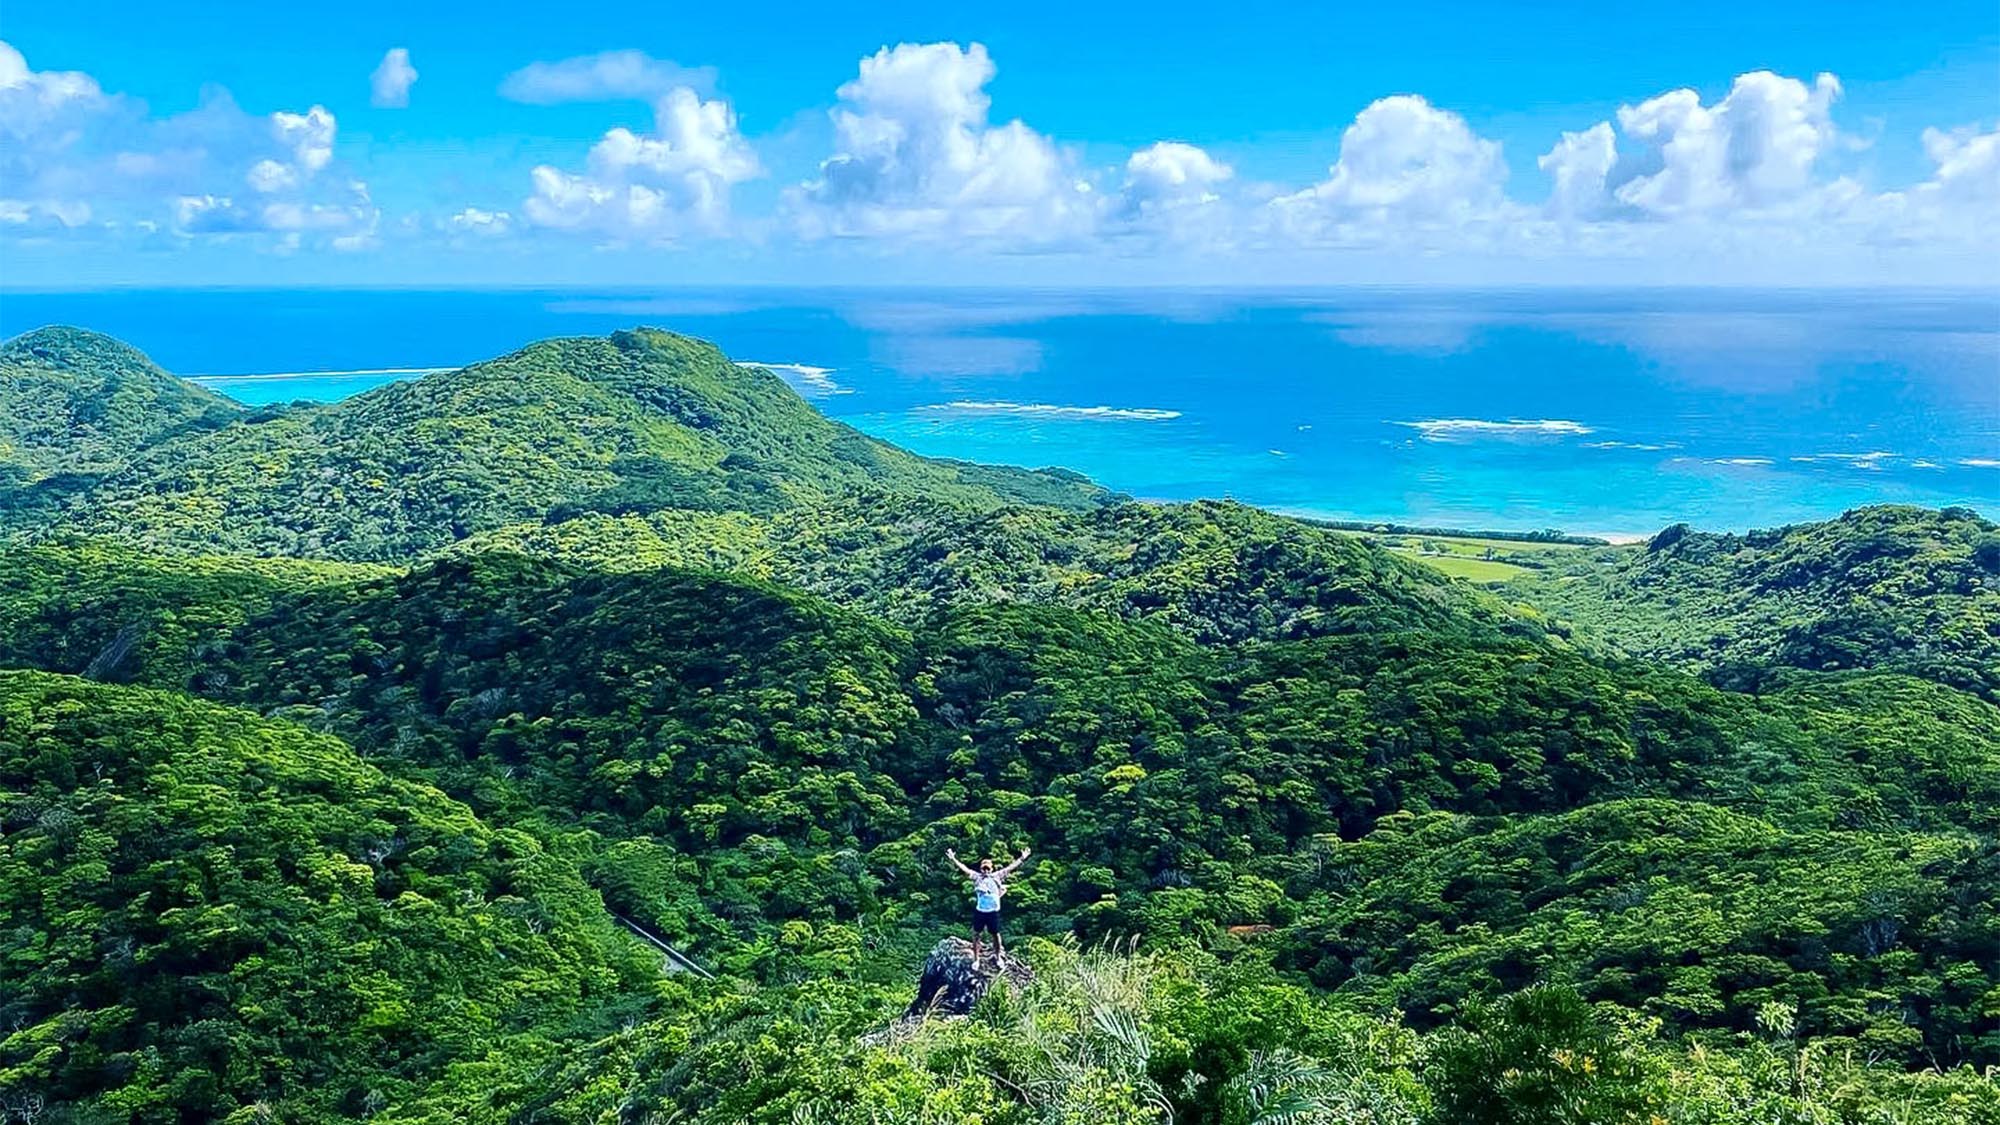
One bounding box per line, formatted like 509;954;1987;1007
904;937;1033;1019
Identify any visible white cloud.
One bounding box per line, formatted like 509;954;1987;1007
263;197;371;232
0;197;90;228
2;38;1996;278
1123;142;1232;210
449;206;513;235
791;41;1094;244
245;159;295;193
1522;71;1998;267
240;105;338;202
0;39;104;133
1119;141;1231;222
1918;123;2000;208
0;40;372;248
1;39;112;225
1273;95;1509;243
1611;71;1842;216
1866;122;2000;243
500;50;716;104
1538;122;1617;220
370;48;417;109
273;106;335;174
522;86;758;240
1110;141;1237;246
173;185;374;240
173;194;253;233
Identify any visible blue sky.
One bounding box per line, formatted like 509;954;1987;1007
3;0;1996;287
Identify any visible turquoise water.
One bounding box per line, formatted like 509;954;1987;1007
3;288;1994;536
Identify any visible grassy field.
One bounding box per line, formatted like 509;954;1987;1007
1374;534;1587;556
1346;529;1588;583
1391;551;1533;583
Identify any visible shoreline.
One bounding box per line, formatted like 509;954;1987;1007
1263;504;1657;547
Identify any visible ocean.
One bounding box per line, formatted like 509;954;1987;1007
3;287;1995;538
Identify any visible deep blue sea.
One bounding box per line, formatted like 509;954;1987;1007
4;287;1995;537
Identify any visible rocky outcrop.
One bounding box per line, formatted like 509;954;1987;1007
863;938;1032;1044
905;937;1033;1018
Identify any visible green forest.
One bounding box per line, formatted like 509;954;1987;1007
1;326;1995;1124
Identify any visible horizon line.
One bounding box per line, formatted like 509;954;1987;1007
5;280;1999;297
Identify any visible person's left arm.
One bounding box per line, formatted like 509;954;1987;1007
996;846;1032;877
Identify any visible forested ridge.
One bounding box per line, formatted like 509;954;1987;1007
1;326;1995;1123
1506;505;2000;697
0;328;239;487
0;327;1112;561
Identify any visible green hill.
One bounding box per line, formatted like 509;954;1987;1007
0;538;390;689
3;328;1111;560
455;494;1540;645
6;545;1994;999
1507;505;2000;696
1274;798;1998;1063
0;326;239;486
1;325;1996;1123
0;669;651;1120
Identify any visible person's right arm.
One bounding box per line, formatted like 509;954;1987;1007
945;847;977;879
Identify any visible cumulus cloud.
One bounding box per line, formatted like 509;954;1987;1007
5;37;1997;276
1106;141;1239;246
1519;70;2000;267
1536;70;1851;227
522;86;758;240
501;50;716;104
1119;141;1229;216
1122;142;1232;210
0;39;104;134
268;106;335;178
174;184;375;244
1;39;112;224
1866;122;2000;243
1612;71;1843;216
193;103;354;230
0;39;372;248
448;206;512;235
1538;122;1617;220
1917;123;2000;207
1273;95;1508;243
370;48;417;108
791;41;1094;244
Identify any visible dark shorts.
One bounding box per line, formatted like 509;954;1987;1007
972;909;1001;935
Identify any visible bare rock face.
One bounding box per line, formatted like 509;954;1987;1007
904;937;1033;1019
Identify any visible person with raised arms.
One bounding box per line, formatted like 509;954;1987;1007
946;845;1030;969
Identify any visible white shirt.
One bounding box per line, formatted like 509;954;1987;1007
973;873;1005;912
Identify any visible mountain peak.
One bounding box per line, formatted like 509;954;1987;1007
3;324;165;372
1;325;239;483
3;327;1112;559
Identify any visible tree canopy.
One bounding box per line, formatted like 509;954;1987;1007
1;326;1993;1123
